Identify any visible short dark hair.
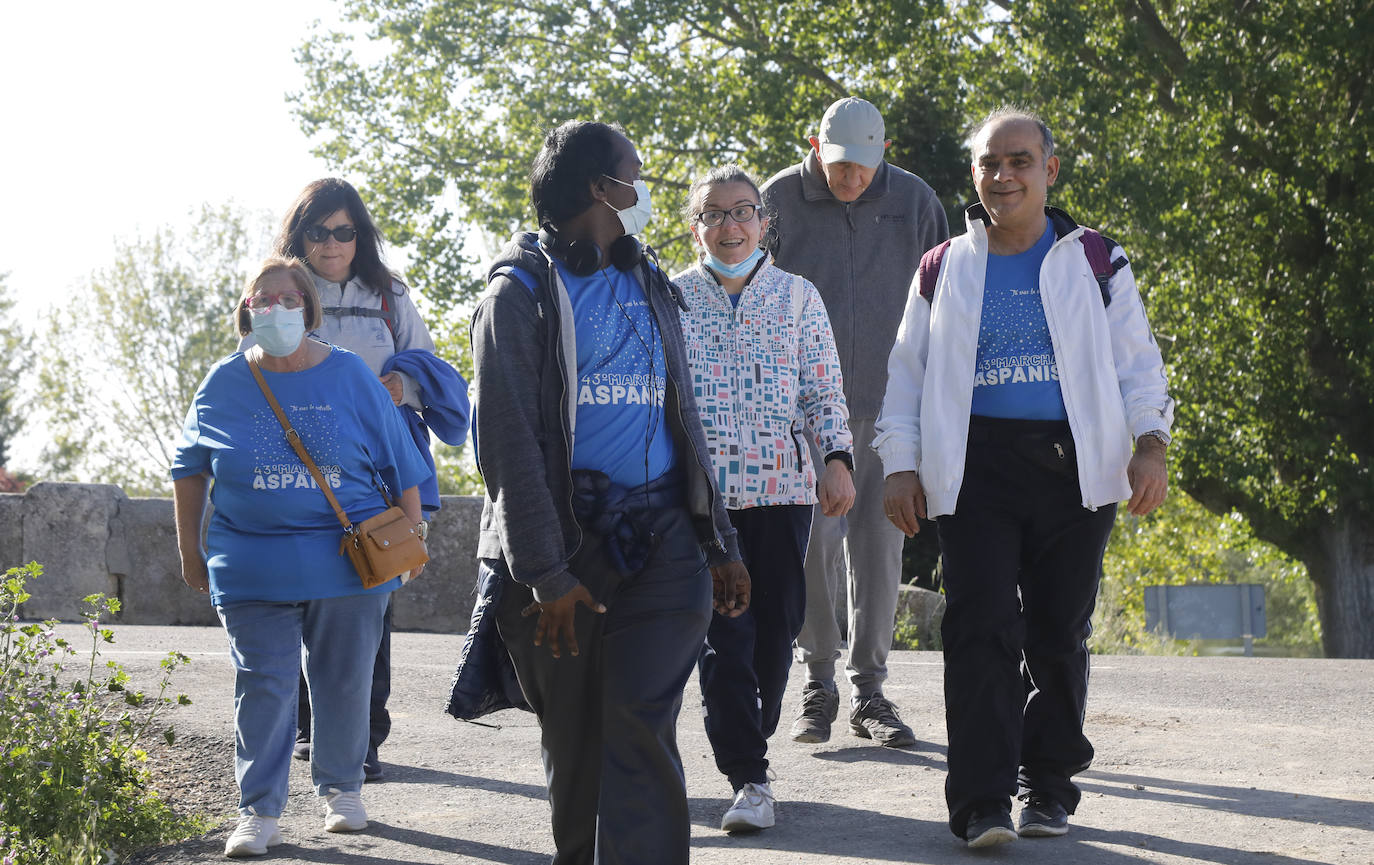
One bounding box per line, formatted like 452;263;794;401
972;105;1055;161
530;121;628;226
273;178;401;295
236;256;323;337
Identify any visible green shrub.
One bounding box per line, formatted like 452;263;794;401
1094;495;1322;656
0;563;208;864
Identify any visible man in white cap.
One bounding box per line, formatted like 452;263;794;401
761;97;949;748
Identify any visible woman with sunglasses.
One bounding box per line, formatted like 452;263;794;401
174;257;430;856
246;178;467;783
672;164;856;833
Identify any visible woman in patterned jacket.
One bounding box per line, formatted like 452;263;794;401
672;164;855;833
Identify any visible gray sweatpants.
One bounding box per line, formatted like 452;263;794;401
795;416;906;699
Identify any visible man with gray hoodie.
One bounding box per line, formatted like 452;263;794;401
761;97;948;748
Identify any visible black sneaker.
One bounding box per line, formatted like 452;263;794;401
292;736;311;761
363;747;384;782
849;693;917;748
789;681;840;743
1017;792;1068;837
965;806;1016;848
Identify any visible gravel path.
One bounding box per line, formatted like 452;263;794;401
77;625;1374;865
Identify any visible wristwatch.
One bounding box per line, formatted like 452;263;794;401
824;451;855;473
1139;430;1171;448
416;520;431;542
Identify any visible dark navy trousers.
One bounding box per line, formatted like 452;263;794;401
496;503;712;865
936;417;1116;838
697;504;811;791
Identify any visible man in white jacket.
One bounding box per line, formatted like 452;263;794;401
874;107;1173;849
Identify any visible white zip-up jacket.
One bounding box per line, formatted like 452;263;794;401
873;205;1174;516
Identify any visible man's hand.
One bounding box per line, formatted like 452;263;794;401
883;471;927;537
380;372;405;406
521;583;606;658
711;561;751;618
1126;436;1168;516
817;459;856;517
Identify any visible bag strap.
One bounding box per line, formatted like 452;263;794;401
790;273;805;329
1079;228;1125;308
918;239;953;304
247;359;357;535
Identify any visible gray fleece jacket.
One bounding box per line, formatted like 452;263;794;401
761;152;949;418
469;233;741;603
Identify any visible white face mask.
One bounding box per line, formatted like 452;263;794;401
603;176;653;236
252;306;306;357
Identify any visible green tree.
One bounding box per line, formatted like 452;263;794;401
979;0;1374;656
291;0;978;312
36;205;268;495
1097;487;1321;656
293;0;1373;654
0;274;31;470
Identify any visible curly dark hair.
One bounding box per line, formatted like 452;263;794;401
273;178;401;295
530;121;629;226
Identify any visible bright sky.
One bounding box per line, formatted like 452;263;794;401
0;1;341;317
0;1;373;467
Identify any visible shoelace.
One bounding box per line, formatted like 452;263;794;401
799;687;835;716
859;695;903;724
740;782;775;808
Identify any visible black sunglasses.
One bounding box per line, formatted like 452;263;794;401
304;224;357;244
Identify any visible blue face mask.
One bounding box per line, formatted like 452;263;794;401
252;306;306;357
705;246;764;280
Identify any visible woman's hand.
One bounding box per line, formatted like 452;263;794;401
380;373;405;406
180;555;210;595
521;583;606;658
402;560;426;584
173;474;211;596
711;561;751;617
818;458;856;517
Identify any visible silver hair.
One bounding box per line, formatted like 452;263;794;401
971;105;1055;161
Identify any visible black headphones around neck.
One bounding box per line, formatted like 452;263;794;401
539;223;643;277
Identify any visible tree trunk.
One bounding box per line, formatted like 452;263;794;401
1307;516;1374;658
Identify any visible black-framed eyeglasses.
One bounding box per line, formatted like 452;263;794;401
304;224;357;244
696;204;760;227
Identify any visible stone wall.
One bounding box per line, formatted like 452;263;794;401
0;483;483;633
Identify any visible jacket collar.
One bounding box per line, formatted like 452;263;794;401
800;150;891;204
963;203;1083;240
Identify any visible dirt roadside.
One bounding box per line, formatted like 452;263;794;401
79;624;1373;865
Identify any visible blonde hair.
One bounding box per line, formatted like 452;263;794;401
235;256;323;337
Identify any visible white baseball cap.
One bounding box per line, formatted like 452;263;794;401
818;97;886;168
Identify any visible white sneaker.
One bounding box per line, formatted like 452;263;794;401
224;814;282;857
720;781;775;832
322;788;368;832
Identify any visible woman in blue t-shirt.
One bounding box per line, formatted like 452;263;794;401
256;178;467;785
172;256;430;857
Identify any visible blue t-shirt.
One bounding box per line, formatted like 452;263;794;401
171;346;432;605
558;260;677;488
971;225;1068;420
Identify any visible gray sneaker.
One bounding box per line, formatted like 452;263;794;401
789;681;839;743
849;693;917;747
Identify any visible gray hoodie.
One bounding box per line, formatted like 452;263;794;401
762;152;949;418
